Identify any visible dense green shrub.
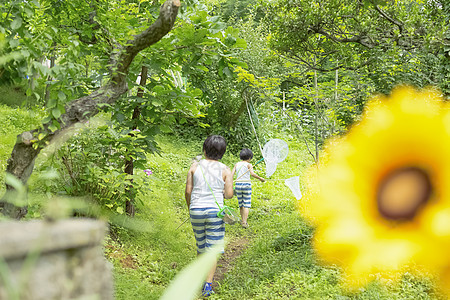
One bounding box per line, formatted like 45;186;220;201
55;119;151;214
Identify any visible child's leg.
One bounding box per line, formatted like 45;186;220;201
237;183;251;225
236;182;251;227
190;208;207;254
204;208;225;281
240;207;249;223
205;261;217;283
235;183;244;219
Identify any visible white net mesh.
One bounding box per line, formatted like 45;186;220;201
262;139;289;163
265;160;277;178
285;176;302;200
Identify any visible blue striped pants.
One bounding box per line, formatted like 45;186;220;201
235;182;252;208
189;207;225;254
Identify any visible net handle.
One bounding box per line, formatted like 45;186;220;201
245;96;263;155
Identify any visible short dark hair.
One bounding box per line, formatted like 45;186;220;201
203;135;227;160
240;148;253;160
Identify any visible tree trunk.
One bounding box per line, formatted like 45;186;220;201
124;65;148;217
332;61;338;135
313;58;319;164
0;0;181;219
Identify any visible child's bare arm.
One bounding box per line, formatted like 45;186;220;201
249;164;265;182
185;163;197;208
231;164;237;179
223;166;234;199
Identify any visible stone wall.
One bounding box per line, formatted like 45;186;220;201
0;219;113;300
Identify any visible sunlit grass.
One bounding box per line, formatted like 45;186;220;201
0;104;44;193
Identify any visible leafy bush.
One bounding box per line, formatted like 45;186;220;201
55;120;153;214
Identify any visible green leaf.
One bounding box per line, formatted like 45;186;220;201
58;91;66;101
229;58;248;68
152;98;163;107
222;67;232;77
41;116;52;124
38;133;46;140
196;65;209;72
48;123;58;132
160;244;222;300
9;38;19;48
21;50;30;58
52;108;61;119
97;103;112;109
11;18;23;30
116;207;124;214
160;125;172;133
234;38;247;49
5;173;25;193
47;97;57;108
225;35;236;46
153;85;166;94
33;93;41;101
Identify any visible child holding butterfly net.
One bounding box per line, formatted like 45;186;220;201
232;148;265;228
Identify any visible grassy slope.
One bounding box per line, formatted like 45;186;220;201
110;134;441;300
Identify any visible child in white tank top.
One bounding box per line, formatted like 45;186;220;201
184;135;233;297
231;148;265;228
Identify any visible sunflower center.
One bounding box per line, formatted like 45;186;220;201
377;167;432;221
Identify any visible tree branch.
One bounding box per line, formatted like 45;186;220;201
289;52;372;72
373;4;404;33
1;0;181;219
313;27;376;48
112;0;181;81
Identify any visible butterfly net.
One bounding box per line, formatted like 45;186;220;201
265;160;277;178
262;139;289;163
285;176;302;200
262;139;289;177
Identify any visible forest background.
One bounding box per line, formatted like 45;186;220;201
0;0;449;299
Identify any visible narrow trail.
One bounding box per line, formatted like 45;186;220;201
212;236;250;290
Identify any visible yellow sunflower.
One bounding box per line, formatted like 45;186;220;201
304;86;450;289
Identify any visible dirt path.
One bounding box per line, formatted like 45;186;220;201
212;237;250;290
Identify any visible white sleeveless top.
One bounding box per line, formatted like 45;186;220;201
235;161;251;183
190;159;225;209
